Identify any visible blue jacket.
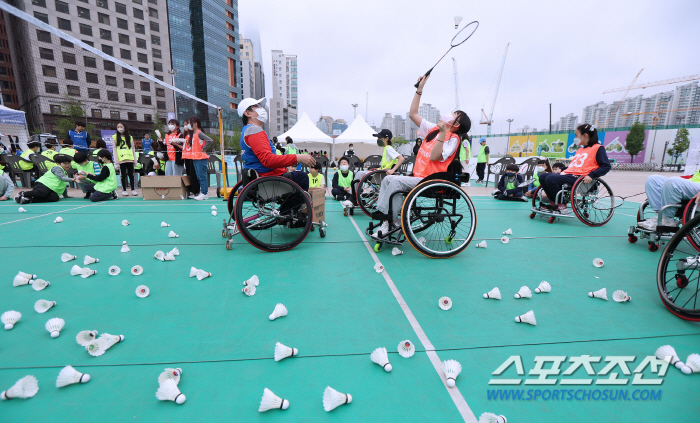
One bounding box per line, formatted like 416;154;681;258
498;173;524;196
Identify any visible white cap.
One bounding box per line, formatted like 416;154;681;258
237;97;267;117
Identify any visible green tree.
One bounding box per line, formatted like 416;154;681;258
625;121;646;163
54;95;95;139
668;127;690;164
391;136;408;146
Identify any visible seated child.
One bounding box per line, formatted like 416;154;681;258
19;141;41;173
552;162;566;173
14;154;76;204
525;160;547;198
41;139;59;162
493;164;526;201
71;152;96;199
331;157;354;206
78;149;119;202
59;139;77;157
0;163;14;200
308;162;325;189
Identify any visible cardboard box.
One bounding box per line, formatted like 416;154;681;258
141;176;188;200
309;187;325;224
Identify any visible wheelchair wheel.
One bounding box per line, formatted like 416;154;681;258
226;180;244;218
401;179;477;259
357;170;387;217
657;212;700;321
682;201;700;252
571;177;614;227
637;200;656;223
233;176;312;252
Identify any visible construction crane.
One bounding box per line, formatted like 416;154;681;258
603;74;700;94
480;43;509;136
622;107;700;125
603;69;643;129
452;57;460;110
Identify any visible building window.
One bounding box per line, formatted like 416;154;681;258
60;38;73;47
135;23;145;34
39;48;54;60
83;57;97;68
57;18;71;31
136;38;146;49
120;49;131;60
88;89;101;99
105;75;117;86
104;60;116;71
100;29;111;40
123;79;134;89
67;85;81;96
139;67;149;74
228;46;234;54
149;21;159;32
152;48;161;58
133;0;142;3
154;74;163;81
33;12;49;24
155;88;165;97
110;110;120;119
91;108;102;117
97;0;108;9
101;44;113;55
137;53;148;63
77;7;91;19
107;91;119;101
144;114;151;121
148;0;157;3
50;104;61;114
128;112;137;120
117;18;128;30
133;8;144;19
37;30;52;43
33;0;47;7
153;62;162;72
142;96;151;105
125;93;135;103
79;24;92;36
140;81;150;91
277;118;280;123
98;13;110;25
151;35;160;45
148;7;158;18
157;101;166;110
62;52;76;64
122;67;132;74
82;40;94;47
115;2;126;14
119;33;129;44
45;82;60;94
65;69;79;80
86;72;99;83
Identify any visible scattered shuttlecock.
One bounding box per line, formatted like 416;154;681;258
156;379;186;404
514;286;532;299
160;222;170;227
121;241;130;253
535;281;551;293
242;285;257;296
269;303;288;321
244;275;259;286
374;262;384;273
323;386;352;412
109;266;121;276
501;236;509;244
274;342;298;362
483;287;501;299
70;265;84;276
80;268;96;279
1;375;38;400
168;230;179;238
169;247;180;256
655;345;688;371
154;251;165;261
259;388;289;412
122;220;129;226
194;269;211;281
18;207;26;213
211;205;217;211
83;255;99;265
2;310;21;330
136;285;150;298
476;240;487;248
612;290;631;302
479;412;508;423
515;310;537;325
54;216;63;223
593;258;604;268
683;353;700;375
46;317;65;338
61;253;76;262
13;274;32;286
34;300;56;314
212;210;217;216
131;265;143;276
588;288;608;301
398;340;415;358
163;251;176;261
56;366;90;388
16;271;36;279
418;236;426;246
392;247;403;255
370;347;392;372
86;333;124;357
76;330;98;347
442;359;462;388
438;296;452;310
32;279;50;291
503;228;512;235
158;368;182;386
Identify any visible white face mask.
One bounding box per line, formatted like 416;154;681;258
536;166;545;173
339;165;349;172
574;137;582;145
168;124;176;131
117;127;124;133
255;107;268;123
440;114;455;126
185;124;193;131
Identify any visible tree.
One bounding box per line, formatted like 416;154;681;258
668;127;690;164
54;95;95;139
625;121;646;163
391;136;408;146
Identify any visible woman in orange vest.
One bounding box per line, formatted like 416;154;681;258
181;119;200;199
188;116;213;200
160;119;185;176
538;124;611;214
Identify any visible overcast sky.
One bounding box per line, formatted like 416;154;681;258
239;0;700;136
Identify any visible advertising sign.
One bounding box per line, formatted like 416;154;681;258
101;130;116;155
566;132;606;158
604;130;648;164
508;135;537;157
537;133;568;158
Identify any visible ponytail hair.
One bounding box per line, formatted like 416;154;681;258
577;124;599;147
424;110;472;143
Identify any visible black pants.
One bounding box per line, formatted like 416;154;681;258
476;162;486;180
85;185;114;202
24;182;59;203
538;173;579;203
332;187;353;201
494;191;524;201
119;162;136;191
184;159;200;196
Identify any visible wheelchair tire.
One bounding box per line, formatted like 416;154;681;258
400;179;476;259
682;201;700;253
226;180;244;218
571;177;614;227
357;170;387;217
233;176;312;252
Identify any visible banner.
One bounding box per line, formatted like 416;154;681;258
604;130;648;164
508;135;537;157
537;133;568;158
101;130;116;155
566;132;606;158
684;137;700;176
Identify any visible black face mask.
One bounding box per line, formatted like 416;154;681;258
506;173;516;178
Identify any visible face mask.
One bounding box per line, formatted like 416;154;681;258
117;128;124;133
339;165;349;172
536;166;545;173
168;124;176;131
574;137;582;145
255;107;268;123
440;114;455;126
376;138;384;147
185;124;193;131
506;172;516;177
349;148;353;151
156;152;164;159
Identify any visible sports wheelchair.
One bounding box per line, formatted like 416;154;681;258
222;169;326;252
529;176;615;226
365;172;477;259
355;169;388;217
629;200;699;252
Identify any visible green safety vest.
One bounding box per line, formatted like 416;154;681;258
459;140;471;161
533;172;541;188
42;150;58;161
285;145;297;155
338;170;353;188
113;134;135;162
60;147;76;157
691;169;700;183
72;160;94;174
506;180;516;190
380;146;399;170
308;173;323;188
20;149;35;170
275;150;282;155
148;151;166;170
36;165;67;195
91;163;118;193
478;145;488;163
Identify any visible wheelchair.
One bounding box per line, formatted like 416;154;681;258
355;169;388;217
222;170;326;252
365;172;477;259
629;200;700;252
529;176;615;226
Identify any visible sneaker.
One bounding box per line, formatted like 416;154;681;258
661;217;679;227
491;190;500;196
639;216;658;230
371;221;390;241
111;191;119;200
557;204;571;214
84;192;91;199
122;191;128;196
19;195;30;204
131;190;138;196
14;193;22;203
341;200;354;209
461;182;471;187
193;193;206;201
201;194;209;200
188;194;195;199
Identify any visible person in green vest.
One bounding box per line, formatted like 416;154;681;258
14;154;75;204
353;129;405;195
59;139;77;157
475;137;490;184
112;123;137;196
458;136;472;187
19;141;41;171
71;152;97;199
492;164;526;201
525;159;547;198
284;136;302;170
89;139;107;158
41;139;59;162
0;163;15;200
145;139;167;176
77;149;119;202
331;156;354;205
308;162;325;189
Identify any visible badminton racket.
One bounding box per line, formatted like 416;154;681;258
414;21;479;88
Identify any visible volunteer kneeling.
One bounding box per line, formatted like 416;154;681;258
14;154;76;204
77;149;119;202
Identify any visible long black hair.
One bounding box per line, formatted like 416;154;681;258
115;123;131;149
576;124;599;147
425;111;471;143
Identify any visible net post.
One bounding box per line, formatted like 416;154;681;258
219;108;228;199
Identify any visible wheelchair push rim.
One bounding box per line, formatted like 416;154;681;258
571;176;615;227
357;170;387;218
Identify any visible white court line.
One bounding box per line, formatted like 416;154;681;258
0;203;102;226
347;215;477;423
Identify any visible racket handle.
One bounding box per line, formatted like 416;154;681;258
413;69;433;89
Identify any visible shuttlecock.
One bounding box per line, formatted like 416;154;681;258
156;379;186;404
163;251;176;261
76;330;98;347
34;300;56;313
121;241;130;253
154;251;165;261
32;279;50;291
83;255;99;265
2;310;21;330
479;412;508;423
242;285;257;296
212;210;217;216
70;265;83;276
503;228;512;235
16;270;36;279
1;375;38;400
45;317;65;338
323;386;352;412
131;265;143;276
476;240;487;248
392;247;403;255
655;345;688;371
160;222;170;227
56;366;90;387
418;236;426;246
259;388;289;412
483;287;501;299
195;269;211;281
211;205;217;210
155;129;161;138
169;248;180;256
683;353;700;375
370;347;392;372
593;258;604;267
588;288;608;300
374;262;384;273
514;286;532;299
122;220;129;226
269;303;288;321
136;285;150;298
109;266;121;276
535;281;551;294
244;275;259;286
612;290;631;302
13;274;32;286
189;267;198;277
442;359;462;387
398;340;415;358
18;207;26;213
439;297;452;310
61;253;76;262
158;368;182;386
274;342;298;362
501;236;509;244
168;230;179;238
86;333;124;357
80;268;96;279
515;310;537;325
454;15;463;29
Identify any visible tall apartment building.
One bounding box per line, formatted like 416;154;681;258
239;38;254;99
271;49;297;108
254;62;265;98
5;0;174;136
379;113;405;138
670;81;700;125
0;12;19;109
316;115;333;135
552;113;578;132
418;103;440;124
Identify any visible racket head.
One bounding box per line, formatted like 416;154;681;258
451;20;479;47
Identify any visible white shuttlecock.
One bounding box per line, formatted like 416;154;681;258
588;288;608;301
211;205;217;210
154;251;165;261
1;375;38;400
160;222;170;227
501;236;509;244
109;266;121;276
56;366;90;387
439;296;452;310
418;236;426;246
392;247;403;255
156;379;186;404
169;248;180;256
683;353;700;375
514;286;532;299
45;317;65;338
323;386;352;412
86;333;124;357
131;265;143;276
515;310;537;325
195;269;211;281
370;347;392;372
61;253;76;262
244;275;259;286
16;271;36;279
269;304;288;321
259;388;289;412
13;274;32;286
593;258;604;267
34;300;56;313
122;220;129;226
242;285;257;296
136;285;150;298
398;340;415;358
121;241;130;253
212;210;217;216
76;330;98;347
189;267;198;277
655;345;687;371
503;228;512;235
164;252;176;261
483;287;501;299
2;310;21;330
274;342;298;362
168;230;179;238
32;279;50;291
535;281;551;294
374;262;384;273
54;216;63;223
83;255;99;265
18;207;26;212
80;268;96;279
442;359;462;388
476;240;487;248
612;290;631;302
70;265;84;276
479;412;508;423
158;368;183;386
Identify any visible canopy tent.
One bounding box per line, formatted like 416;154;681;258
334;115;384;159
0;105;29;152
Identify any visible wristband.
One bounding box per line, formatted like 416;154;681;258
416;91;422;95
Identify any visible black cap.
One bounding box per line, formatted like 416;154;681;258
373;129;393;141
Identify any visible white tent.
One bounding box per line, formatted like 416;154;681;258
278;112;333;155
0;105;29;151
335;115;383;159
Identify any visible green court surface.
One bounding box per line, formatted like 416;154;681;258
1;194;699;423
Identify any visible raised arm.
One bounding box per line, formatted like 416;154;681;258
409;74;430;127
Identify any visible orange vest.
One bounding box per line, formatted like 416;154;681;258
412;128;460;179
190;131;209;160
182;134;192;159
165;132;180;161
563;143;602;176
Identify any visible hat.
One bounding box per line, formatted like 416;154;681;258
27;141;41;148
373;129;393;140
480;137;486;143
237;97;267;117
